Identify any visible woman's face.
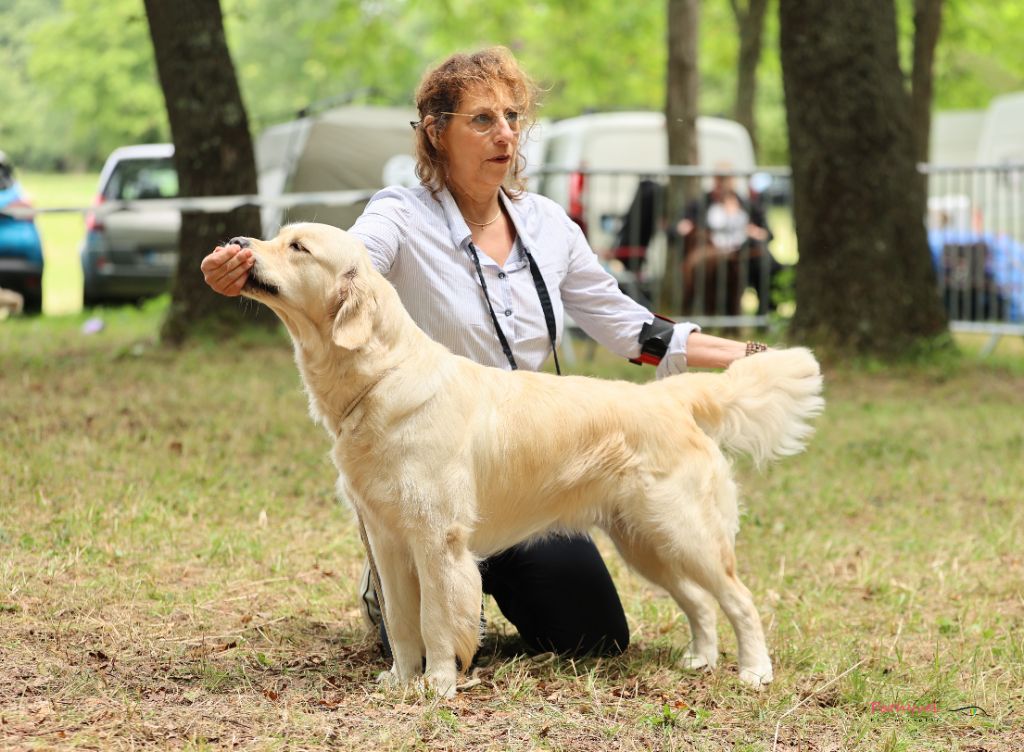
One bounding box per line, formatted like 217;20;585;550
433;83;520;196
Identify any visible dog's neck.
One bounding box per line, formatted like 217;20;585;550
291;338;391;438
288;286;435;439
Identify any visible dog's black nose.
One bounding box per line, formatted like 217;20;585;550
228;236;250;249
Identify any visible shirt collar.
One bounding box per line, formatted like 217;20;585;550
438;185;537;258
438;186;472;250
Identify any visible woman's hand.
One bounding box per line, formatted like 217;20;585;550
200;244;254;297
675;218;695;237
746;223;770;242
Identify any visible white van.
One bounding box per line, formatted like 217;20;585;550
536;111;757;251
928;92;1024;237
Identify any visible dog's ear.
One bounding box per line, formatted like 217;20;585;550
331;269;376;350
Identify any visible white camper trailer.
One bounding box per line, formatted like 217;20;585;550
255;105;419;235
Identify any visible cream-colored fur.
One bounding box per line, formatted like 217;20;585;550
0;287;24;317
239;222;824;697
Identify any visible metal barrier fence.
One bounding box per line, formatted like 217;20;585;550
13;164;1023;342
922;163;1024;340
534;164;1024;340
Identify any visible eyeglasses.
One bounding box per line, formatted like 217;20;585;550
441;110;522;135
409;110;522;135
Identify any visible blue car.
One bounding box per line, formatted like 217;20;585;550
0;151;44;314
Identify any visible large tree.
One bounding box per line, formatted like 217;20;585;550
779;0;947;358
909;0;945;166
729;0;770;159
662;0;700;312
143;0;269;343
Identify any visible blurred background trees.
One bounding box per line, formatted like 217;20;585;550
3;0;1022;356
5;0;1021;172
142;0;266;341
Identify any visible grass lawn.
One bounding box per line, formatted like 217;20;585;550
1;295;1022;750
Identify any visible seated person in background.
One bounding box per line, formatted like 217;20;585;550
673;169;780;316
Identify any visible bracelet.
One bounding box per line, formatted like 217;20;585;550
745;341;768;357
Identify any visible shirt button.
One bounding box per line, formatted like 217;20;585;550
498;272;506;279
504;309;512;317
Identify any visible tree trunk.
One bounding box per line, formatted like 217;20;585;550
143;0;271;344
662;0;700;314
910;0;944;165
730;0;769;160
779;0;947;358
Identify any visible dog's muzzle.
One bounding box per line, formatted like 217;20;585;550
243;262;279;296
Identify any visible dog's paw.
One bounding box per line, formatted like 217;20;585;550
376;667;401;687
737;665;773;688
419;672;457;699
679;651;717;672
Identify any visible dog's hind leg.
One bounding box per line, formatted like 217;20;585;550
612;458;772;688
664;467;773;687
607;521;719;671
688;472;773;687
364;520;424;683
412;522;482;698
693;548;773;687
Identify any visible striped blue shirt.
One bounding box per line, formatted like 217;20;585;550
349;183;698;373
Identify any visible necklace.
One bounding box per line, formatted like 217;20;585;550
464;207;503;227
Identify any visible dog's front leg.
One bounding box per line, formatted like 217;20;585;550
412;523;482;698
363;519;424;683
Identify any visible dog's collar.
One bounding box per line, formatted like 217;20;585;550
340;367;397;425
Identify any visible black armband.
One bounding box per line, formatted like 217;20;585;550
630;313;676;366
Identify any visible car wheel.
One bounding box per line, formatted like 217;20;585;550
83;290;104;309
22;292;42;315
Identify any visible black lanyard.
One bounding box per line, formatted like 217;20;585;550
467;241;561;376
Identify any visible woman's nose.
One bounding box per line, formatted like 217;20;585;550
493;122;515;145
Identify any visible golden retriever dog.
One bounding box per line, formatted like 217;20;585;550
236;222;823;697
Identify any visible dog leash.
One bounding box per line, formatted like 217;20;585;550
338;368;397;659
356;509;393;664
467;241;561;375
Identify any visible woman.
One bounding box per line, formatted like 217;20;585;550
201;47;765;659
674;169;780;316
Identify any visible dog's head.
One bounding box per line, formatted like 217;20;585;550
237;222;378;351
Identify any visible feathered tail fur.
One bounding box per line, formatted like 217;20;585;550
666;347;825;466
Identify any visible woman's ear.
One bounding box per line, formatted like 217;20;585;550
423;115;440;150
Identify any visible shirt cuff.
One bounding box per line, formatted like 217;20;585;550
654;322;701;379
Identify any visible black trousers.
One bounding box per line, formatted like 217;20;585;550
381;535;629;659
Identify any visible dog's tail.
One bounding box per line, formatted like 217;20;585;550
666;347;824;466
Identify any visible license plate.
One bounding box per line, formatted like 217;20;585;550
145;250;177;266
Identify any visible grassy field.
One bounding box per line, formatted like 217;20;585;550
2;294;1022;750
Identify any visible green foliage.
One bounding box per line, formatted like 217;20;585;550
0;0;65;166
2;0;1022;170
25;0;168;169
931;1;1024;109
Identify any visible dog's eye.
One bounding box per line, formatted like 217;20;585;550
289;241;309;254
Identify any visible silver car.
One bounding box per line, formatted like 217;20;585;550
81;144;180;307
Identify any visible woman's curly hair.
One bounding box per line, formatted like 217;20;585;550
413;46;539;199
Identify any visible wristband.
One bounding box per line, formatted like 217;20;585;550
630;314;676;366
745;341;768;357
